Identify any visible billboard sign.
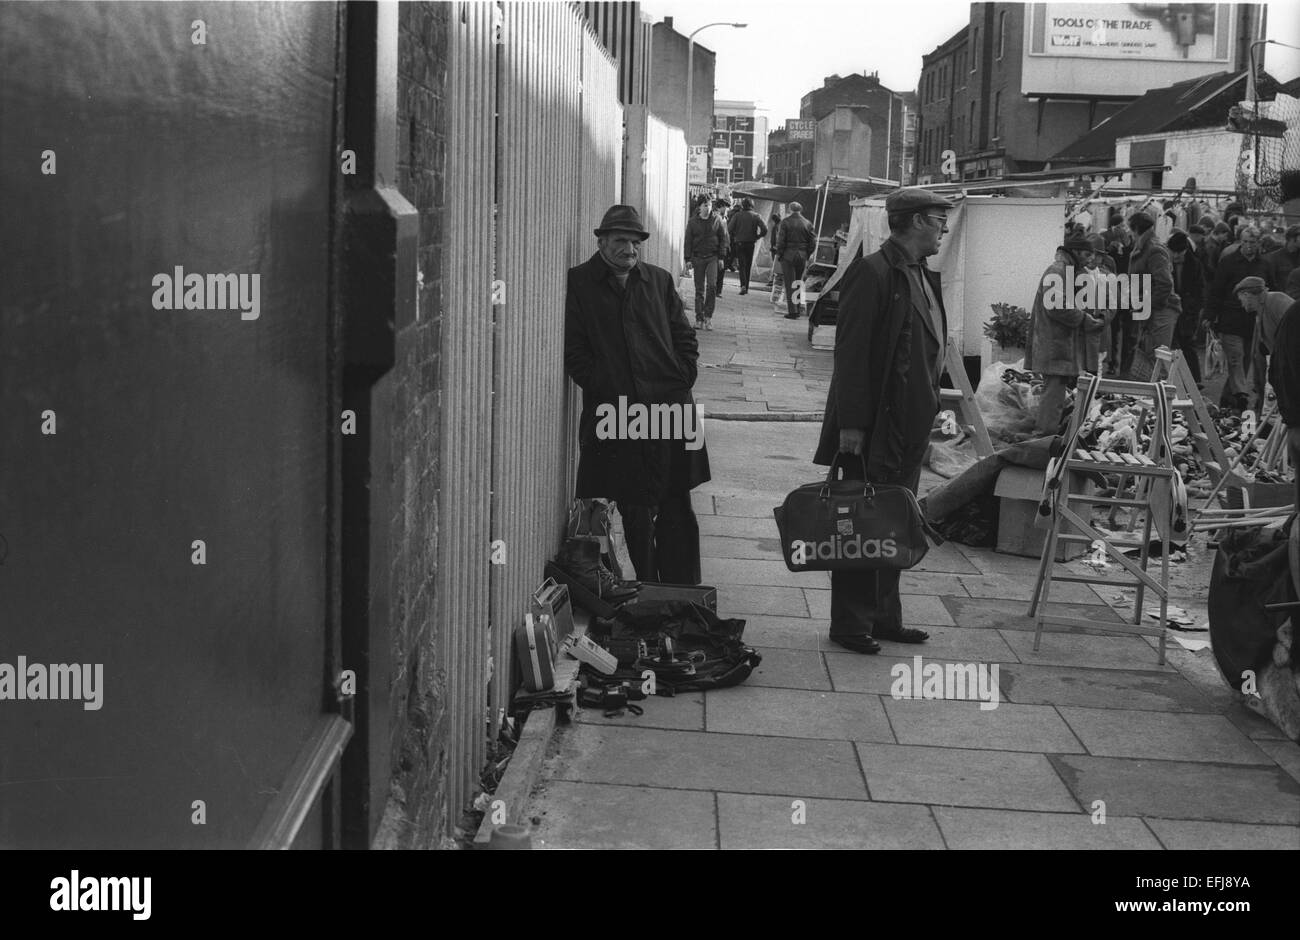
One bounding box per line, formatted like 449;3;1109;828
1023;3;1238;97
786;119;816;140
687;146;709;185
712;148;733;171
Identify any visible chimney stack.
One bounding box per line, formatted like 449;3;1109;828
664;15;673;29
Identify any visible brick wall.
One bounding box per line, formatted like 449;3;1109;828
376;0;451;850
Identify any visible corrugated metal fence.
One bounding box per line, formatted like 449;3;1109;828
624;104;686;274
441;0;621;832
440;0;497;832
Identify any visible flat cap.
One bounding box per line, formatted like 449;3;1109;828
885;187;953;214
1234;276;1267;294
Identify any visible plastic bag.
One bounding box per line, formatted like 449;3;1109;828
973;358;1041;443
1203;331;1226;380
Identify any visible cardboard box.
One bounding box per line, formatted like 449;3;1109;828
994;465;1092;561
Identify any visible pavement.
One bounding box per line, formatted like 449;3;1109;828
523;268;1300;850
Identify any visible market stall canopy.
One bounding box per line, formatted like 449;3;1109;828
731;177;899;235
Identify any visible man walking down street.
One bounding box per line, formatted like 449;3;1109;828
727;197;767;295
1206;224;1270;411
565;205;711;585
813;188;953;654
1267;291;1300;511
775;201;817;320
714;198;732;297
684;199;728;331
1026;236;1106;434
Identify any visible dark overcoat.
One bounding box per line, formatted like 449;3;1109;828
564;251;711;505
813;237;947;482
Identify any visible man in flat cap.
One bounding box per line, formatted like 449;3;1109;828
565;205;711;584
1236;275;1295;411
811;187;952;654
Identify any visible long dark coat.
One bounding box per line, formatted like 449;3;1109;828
564;251;711;505
814;237;947;483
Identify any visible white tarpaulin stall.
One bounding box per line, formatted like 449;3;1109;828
826;194;1068;363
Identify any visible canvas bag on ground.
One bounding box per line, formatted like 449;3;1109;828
773;454;942;572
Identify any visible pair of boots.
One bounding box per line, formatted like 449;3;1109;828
556;536;639;603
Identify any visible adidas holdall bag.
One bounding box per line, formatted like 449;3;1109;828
773;453;941;573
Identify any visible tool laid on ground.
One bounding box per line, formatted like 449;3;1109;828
1031;373;1187;664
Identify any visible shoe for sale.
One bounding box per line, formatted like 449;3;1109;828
555;537;638;602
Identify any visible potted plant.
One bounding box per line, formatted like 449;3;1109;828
984;302;1030;364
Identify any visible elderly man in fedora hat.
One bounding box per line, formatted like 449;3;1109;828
564;205;711;584
812;187;953;653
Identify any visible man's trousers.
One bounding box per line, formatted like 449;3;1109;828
1219;332;1251;409
829;459;922;638
620;492;701;585
691;257;718;321
734;241;757;291
781;253;808;318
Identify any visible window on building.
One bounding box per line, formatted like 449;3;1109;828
971;26;979;71
993;91;1001;139
969;101;976;146
998;10;1006;59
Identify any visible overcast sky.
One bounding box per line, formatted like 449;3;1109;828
639;0;1300;128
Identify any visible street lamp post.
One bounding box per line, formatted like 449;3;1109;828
684;21;746;207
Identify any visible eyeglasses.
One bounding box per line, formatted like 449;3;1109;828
922;215;949;229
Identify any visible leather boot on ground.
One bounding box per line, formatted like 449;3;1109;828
555;537;638;602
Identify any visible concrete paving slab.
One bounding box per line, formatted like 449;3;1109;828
718;583;809;617
703;557;829;589
1047;754;1300;824
717;793;944;849
689;492;715;515
705;686;893;743
739;615;825;650
526;781;717;850
800;588;956;627
999;663;1215;713
1256;739;1300;786
899;571;968;596
826;625;1018;663
745;647;833;691
572;692;704;733
959;572;1106;605
932;807;1161;850
883;699;1085;753
1221;700;1292;741
547;724;869;800
855;743;1080;812
828;653;1004;696
944;596;1126;633
700;534;784;561
1000;630;1173;671
1144;817;1300;850
713;495;790;519
912;542;982;574
1057;707;1276;764
700;515;783;540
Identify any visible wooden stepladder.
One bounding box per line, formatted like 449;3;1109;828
940;337;995;458
1028;373;1188;665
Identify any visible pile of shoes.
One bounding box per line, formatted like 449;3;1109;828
551;500;639;608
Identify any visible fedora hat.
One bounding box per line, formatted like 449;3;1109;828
594;205;650;240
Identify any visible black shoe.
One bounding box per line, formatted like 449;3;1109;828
739;288;748;295
874;626;930;644
555;537;638;603
829;634;881;654
784;313;799;320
